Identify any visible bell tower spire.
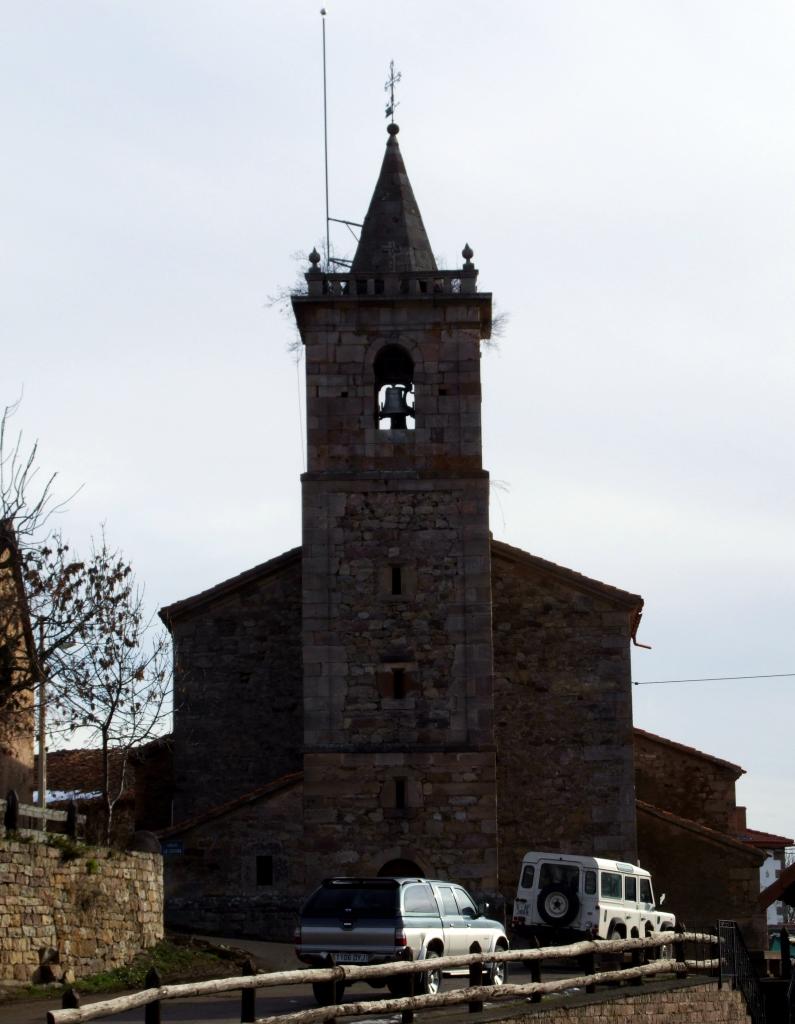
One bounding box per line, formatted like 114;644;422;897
292;126;497;893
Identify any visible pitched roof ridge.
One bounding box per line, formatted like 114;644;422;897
491;536;642;608
157;771;304;839
634;727;745;776
159;545;301;625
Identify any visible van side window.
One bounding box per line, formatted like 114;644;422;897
521;865;535;889
639;879;653;904
584;870;596;895
404;884;436;914
600;872;622;899
624;876;637;901
539;864;579;890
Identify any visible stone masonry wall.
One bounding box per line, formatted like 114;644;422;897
506;981;747;1022
164;779;304;941
634;731;741;834
492;549;637;898
170;556;302;822
303;751;498;894
0;836;162;982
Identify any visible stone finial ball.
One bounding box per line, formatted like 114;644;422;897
387;123;400;136
462;243;474;261
309;248;321;267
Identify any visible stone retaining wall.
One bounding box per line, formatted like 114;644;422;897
0;836;162;983
506;980;747;1022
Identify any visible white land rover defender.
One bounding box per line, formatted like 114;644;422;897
512;851;676;945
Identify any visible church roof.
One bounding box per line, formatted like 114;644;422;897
159;545;301;625
491;538;643;609
636;799;764;862
350;124;437;274
157;770;303;839
160;539;642;628
634;726;745;776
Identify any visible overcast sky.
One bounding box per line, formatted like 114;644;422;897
3;2;794;841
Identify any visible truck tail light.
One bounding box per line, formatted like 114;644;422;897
394;927;408;947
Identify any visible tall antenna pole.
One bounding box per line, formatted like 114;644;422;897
321;9;330;271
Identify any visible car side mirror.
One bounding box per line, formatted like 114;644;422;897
462;906;476;919
659;893;666;907
476;899;490;918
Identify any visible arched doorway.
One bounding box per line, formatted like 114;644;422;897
378;858;425;878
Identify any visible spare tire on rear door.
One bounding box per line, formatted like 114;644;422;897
537;885;579;927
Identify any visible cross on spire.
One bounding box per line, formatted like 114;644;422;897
384;60;402;123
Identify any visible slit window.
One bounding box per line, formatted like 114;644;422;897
395;778;407;810
392;668;406;699
391;565;402;595
256;855;273;886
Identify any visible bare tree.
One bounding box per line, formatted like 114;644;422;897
46;533;171;843
1;402;171;837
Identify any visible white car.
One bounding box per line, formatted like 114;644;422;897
511;851;676;945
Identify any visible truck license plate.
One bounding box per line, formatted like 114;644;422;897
336;952;368;964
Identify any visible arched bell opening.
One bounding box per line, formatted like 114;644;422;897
377;858;425;878
374;344;415;430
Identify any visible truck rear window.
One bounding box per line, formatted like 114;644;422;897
539;864;579;890
304;887;397;918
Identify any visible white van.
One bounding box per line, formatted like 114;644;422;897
511;851;676;945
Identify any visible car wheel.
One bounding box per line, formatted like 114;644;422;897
419;950;442;995
537;885;580;927
312;980;345;1006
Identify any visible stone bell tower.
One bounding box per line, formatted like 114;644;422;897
292;124;497;890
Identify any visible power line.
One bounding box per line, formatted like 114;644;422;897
633;673;795;686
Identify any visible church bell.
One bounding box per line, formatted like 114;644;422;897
379;385;414;429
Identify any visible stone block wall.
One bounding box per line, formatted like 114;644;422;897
0;836;162;982
163;776;304;940
491;545;638;896
302;751;498;893
634;730;742;834
505;981;748;1022
169;554;302;822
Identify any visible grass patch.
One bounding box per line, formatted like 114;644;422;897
0;937;252;1004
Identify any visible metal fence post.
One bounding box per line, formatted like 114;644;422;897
468;941;483;1013
781;927;792;981
144;967;162;1024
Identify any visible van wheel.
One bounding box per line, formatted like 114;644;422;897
537;886;580;927
312;980;345;1006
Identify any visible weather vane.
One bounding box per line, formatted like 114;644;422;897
384;60;402;123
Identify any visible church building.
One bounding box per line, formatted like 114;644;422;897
159;124;651;937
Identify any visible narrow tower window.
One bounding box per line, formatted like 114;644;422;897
392;667;406;699
374;344;415;430
391;565;403;595
394;777;407;810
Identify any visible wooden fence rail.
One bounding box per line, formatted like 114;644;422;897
1;791;86;837
47;931;718;1024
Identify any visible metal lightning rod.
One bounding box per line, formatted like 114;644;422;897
321;9;330;271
